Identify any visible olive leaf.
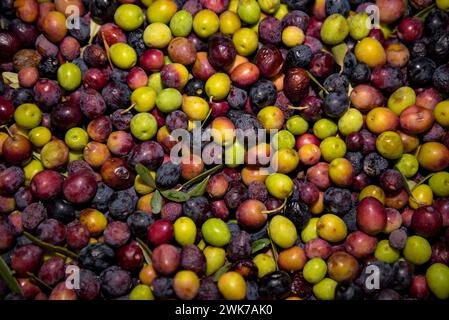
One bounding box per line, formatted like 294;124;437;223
332;43;349;69
181;164;224;189
23;231;78;260
0;256;21;294
135;163;156;189
213;263;232;282
201;108;212;128
151;190;162;214
2;72;20;89
136;238;152;265
251;238;271;254
27;272;53;292
187;176;210;197
160;189;191;202
88;19;101;45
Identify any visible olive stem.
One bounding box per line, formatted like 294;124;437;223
415;3;436;18
267;228;279;271
306;71;329;95
120;103;136;115
102;36;114;70
201;108;212;128
261;197;288;214
32;151;41;161
414;173;435;189
136;238;153;265
392;3;436;33
287;105;309;111
1;126;13;137
26;272;53;292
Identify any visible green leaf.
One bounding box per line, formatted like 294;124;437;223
23;231;78;260
332;43;349;69
136;238;152;265
181;164;224;189
160;189;191;202
2;72;19;89
135;163;156;189
187;176;210;197
251;238;271;254
213;263;231;282
151;190;162;214
0;256;21;294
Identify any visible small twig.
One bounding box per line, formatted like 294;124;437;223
27;272;53;292
1;125;14;137
136;238;152;265
306;71;329;95
287;105;309;111
120;103;136;115
201;108;212;128
102;36;114;70
267;228;279;271
392;3;436;33
415;3;436;18
32;151;41;161
262;197;287;214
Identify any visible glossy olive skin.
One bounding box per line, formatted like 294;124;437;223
258;271;292;300
283;67;310;102
90;0;118;25
255;45;284;78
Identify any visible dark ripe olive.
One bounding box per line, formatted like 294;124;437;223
10;19;39;48
283;67;310;103
258;271;292;300
89;0;118;25
184;78;206;98
0;31;21;62
255;45;284;78
1;0;15;16
284;201;311;230
208;34;236;69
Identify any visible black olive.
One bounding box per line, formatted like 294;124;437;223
258;271;292;300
